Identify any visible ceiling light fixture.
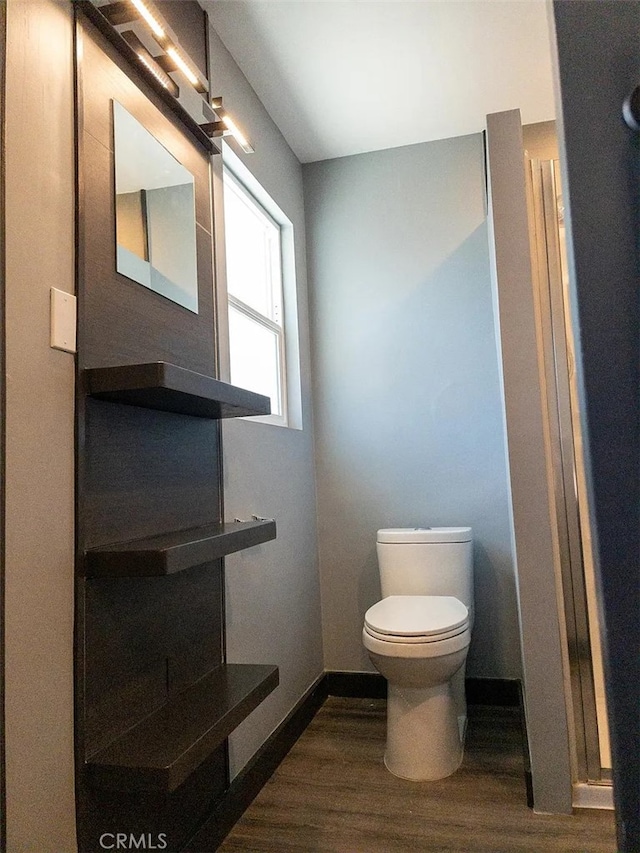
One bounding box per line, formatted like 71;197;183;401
220;115;251;152
98;0;207;93
202;98;255;154
120;30;179;97
80;0;217;152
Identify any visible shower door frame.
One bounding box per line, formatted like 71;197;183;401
529;158;608;786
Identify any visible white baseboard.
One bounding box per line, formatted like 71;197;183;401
572;782;614;810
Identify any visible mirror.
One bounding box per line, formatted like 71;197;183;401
113;100;198;313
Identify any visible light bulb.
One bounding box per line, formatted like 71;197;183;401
166;46;199;86
222;115;251;151
130;0;165;39
138;54;169;89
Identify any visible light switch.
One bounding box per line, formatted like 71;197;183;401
50;288;77;354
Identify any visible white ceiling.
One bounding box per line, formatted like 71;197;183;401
200;0;557;163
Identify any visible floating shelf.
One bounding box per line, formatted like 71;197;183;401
85;519;277;577
86;663;279;793
84;362;271;419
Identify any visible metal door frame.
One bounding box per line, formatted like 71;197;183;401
529;158;607;784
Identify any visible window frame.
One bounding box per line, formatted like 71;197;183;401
222;162;289;427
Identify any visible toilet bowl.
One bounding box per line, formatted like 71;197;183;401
363;595;470;780
363;527;473;781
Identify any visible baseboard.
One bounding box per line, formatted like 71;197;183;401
325;671;521;707
182;673;328;852
516;680;534;809
465;677;521;707
325;670;387;698
524;770;534;809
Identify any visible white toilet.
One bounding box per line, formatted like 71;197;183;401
362;527;473;781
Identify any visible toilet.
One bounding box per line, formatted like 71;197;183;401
362;526;473;781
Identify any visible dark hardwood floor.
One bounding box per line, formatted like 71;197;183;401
217;697;616;853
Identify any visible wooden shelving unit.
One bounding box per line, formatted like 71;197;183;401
86;663;279;793
75;15;279;845
85;519;277;577
84;361;271;419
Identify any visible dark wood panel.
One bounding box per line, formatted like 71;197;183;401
85;361;271;419
80;131;215;373
78;745;228;853
87;664;279;793
84;564;224;755
185;676;328;852
216;697;616;853
75;14;230;852
83;399;220;549
85;519;277;577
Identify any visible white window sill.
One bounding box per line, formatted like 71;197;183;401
238;413;302;431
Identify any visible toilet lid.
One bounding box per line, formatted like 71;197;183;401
364;595;468;638
377;527;472;544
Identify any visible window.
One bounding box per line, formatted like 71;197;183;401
223;167;288;425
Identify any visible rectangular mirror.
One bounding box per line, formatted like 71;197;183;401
113;100;199;313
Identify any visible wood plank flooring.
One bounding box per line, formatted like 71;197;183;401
218;697;616;853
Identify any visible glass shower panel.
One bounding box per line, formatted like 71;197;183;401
554;175;611;776
530;158;611;784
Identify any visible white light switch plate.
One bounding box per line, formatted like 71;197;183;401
50;288;77;353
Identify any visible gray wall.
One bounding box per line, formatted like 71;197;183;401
4;0;77;849
485;110;572;813
303;135;520;678
206;23;324;778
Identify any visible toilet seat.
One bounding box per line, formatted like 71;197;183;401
362;625;470;659
364;623;468;643
364;595;469;643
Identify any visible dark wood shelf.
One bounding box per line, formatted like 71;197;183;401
85;519;276;577
86;663;279;793
84;362;271;419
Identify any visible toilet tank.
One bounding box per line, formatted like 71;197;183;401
376;527;473;613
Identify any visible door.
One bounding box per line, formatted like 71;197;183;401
553;3;640;850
